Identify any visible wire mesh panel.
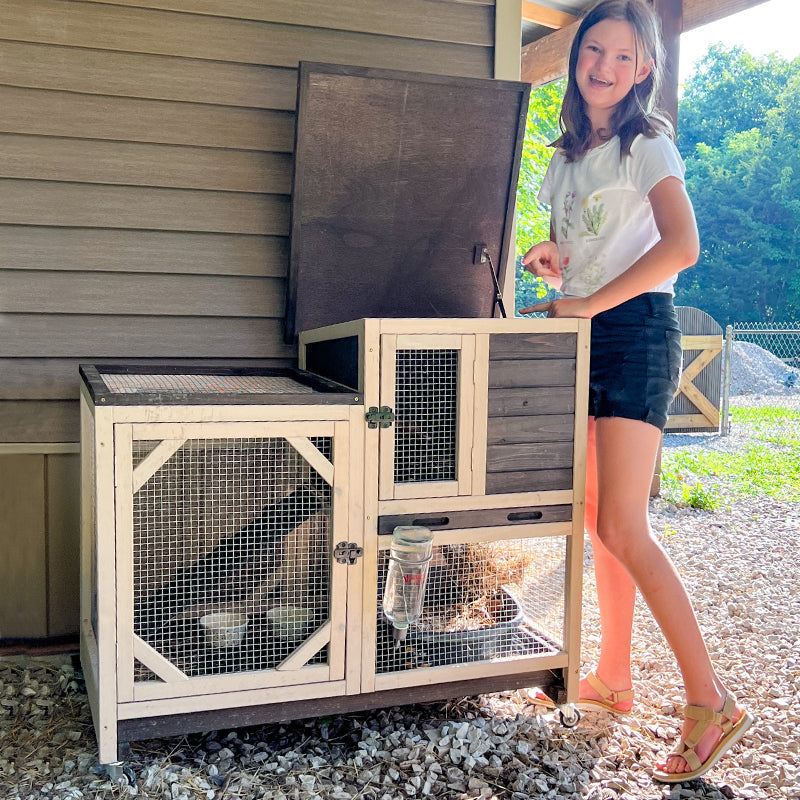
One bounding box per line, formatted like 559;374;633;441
375;535;565;674
132;436;333;679
394;349;459;484
102;373;315;395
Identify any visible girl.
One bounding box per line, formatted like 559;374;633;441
520;0;752;783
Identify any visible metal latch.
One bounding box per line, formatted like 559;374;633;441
365;406;396;429
334;542;364;565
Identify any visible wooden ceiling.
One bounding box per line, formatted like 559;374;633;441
521;0;773;87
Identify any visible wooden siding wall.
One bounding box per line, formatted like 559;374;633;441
0;0;497;639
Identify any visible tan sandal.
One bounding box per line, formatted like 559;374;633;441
653;692;754;783
575;672;634;716
524;671;633;716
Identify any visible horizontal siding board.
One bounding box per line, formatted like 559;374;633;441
90;0;494;45
0;358;293;401
1;271;285;318
486;441;574;472
1;315;295;359
488;358;575;388
489;332;578;360
0;41;299;110
485;468;573;495
0;180;290;234
0;401;79;443
0;134;293;194
0;87;295;151
1;227;288;277
487;414;575;445
2;1;492;77
488;386;577;417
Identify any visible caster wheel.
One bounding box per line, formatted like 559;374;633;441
104;762;137;787
559;706;581;728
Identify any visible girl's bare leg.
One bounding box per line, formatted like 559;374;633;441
591;416;744;775
581;417;636;707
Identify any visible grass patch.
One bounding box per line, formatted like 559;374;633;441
661;405;800;506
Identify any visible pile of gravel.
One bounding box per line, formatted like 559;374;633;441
729;341;800;397
1;403;798;800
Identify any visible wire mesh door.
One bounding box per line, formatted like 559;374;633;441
378;334;476;500
374;533;567;683
114;421;350;702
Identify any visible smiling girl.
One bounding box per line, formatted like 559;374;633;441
520;0;753;784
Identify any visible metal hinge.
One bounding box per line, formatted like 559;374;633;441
365;405;396;429
334;541;364;565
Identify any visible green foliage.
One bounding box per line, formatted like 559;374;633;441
675;46;800;326
514;80;565;315
661;405;800;506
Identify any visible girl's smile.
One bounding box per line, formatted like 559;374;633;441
576;18;652;131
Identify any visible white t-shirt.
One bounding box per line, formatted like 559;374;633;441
538;133;687;297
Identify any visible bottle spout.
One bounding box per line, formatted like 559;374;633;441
392;625;408;647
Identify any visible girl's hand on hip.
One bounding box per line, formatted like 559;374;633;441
519;297;595;319
522;241;562;286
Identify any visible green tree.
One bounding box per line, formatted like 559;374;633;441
676;47;800;325
514;79;565;314
678;45;794;155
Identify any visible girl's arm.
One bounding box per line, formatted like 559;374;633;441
524;176;699;318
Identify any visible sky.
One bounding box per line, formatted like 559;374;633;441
679;0;800;84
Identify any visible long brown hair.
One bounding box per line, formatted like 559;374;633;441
555;0;673;162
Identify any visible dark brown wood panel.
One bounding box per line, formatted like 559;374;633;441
0;402;78;442
0;455;47;636
485;468;573;494
2;1;492;77
1;228;288;277
0;41;299;110
46;453;80;636
1;316;294;359
0;358;292;401
0;87;295;151
487;414;575;445
378;504;572;534
1;271;285;318
488;358;575;389
0;135;293;194
0;180;290;234
488;386;576;417
489;332;578;360
486;441;574;473
92;0;494;46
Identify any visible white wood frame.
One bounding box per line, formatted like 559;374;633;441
300;318;590;697
80;393;361;763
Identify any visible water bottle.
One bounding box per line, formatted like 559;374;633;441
382;526;434;644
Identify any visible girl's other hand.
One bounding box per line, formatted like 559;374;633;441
522;241;562;289
519;297;595;319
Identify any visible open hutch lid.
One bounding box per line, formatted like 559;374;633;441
285;62;531;341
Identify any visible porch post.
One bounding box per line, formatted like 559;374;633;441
652;0;683;130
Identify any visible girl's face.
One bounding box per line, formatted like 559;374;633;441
575;18;653;130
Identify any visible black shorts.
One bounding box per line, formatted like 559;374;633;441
589;293;682;432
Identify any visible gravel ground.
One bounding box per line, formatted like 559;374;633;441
1;395;798;800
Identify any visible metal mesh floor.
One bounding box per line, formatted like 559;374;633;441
132;436;332;678
375;536;565;673
102;373;315;395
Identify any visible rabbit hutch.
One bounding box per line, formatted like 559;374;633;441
80;63;590;767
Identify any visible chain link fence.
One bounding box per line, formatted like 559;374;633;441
720;322;800;433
